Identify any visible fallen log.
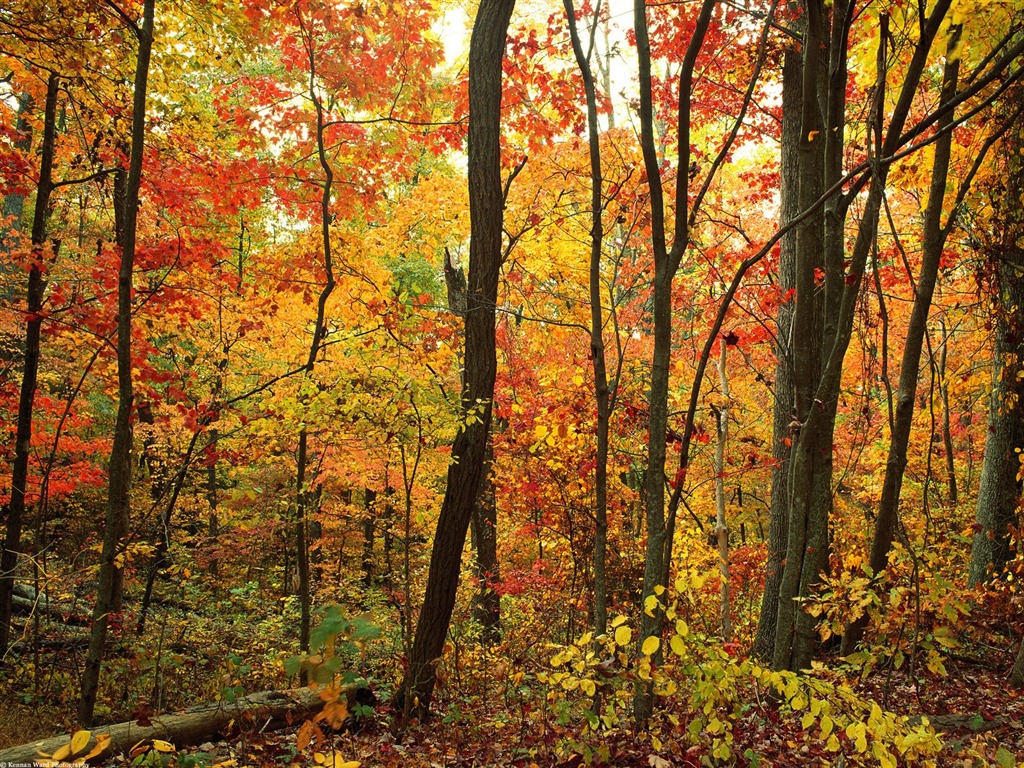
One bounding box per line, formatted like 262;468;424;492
0;686;334;764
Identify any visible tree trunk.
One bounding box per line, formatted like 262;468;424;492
0;73;58;657
752;47;800;662
470;437;500;641
79;2;155;727
842;30;961;655
562;0;611;638
137;432;202;635
395;0;515;717
1012;634;1024;688
362;488;376;589
773;0;952;673
292;7;340;663
632;0;717;724
969;81;1024;587
714;342;731;641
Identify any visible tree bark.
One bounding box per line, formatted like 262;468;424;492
0;73;59;657
470;437;500;641
968;81;1024;587
292;6;339;664
562;0;611;638
632;0;717;724
79;1;155;726
752;46;800;663
395;0;515;717
714;342;732;641
3;688;338;764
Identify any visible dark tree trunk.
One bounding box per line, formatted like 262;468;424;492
293;6;339;664
752;47;800;663
562;0;612;638
80;0;155;726
207;429;219;579
0;73;59;657
396;0;515;716
362;488;376;589
470;437;500;641
773;0;952;673
842;30;961;655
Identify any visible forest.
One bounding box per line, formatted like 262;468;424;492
1;0;1023;765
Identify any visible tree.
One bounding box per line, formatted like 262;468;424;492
968;78;1024;587
752;45;800;662
772;0;958;673
0;73;58;657
632;0;717;724
562;0;612;636
396;0;517;717
79;0;155;727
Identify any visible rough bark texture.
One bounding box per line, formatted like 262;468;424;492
969;81;1024;587
79;3;155;726
842;31;960;655
0;73;58;657
2;688;335;764
470;438;500;641
773;0;833;674
396;0;515;716
752;47;800;663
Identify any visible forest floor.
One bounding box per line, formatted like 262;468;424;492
58;659;1021;768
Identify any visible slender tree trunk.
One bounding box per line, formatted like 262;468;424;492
632;0;716;724
362;488;376;589
1012;634;1024;688
937;326;957;506
206;428;219;580
752;47;800;662
841;30;961;654
563;0;611;638
0;74;59;657
79;0;155;726
396;0;515;717
714;342;731;641
292;8;338;662
136;432;201;635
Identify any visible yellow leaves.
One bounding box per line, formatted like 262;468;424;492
613;624;632;647
70;730;91;755
669;635;686;657
845;720;869;753
641;636;660;656
643;594;659;617
152;740;175;753
313;752;360;768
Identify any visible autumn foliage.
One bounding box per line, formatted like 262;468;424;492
1;0;1023;765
